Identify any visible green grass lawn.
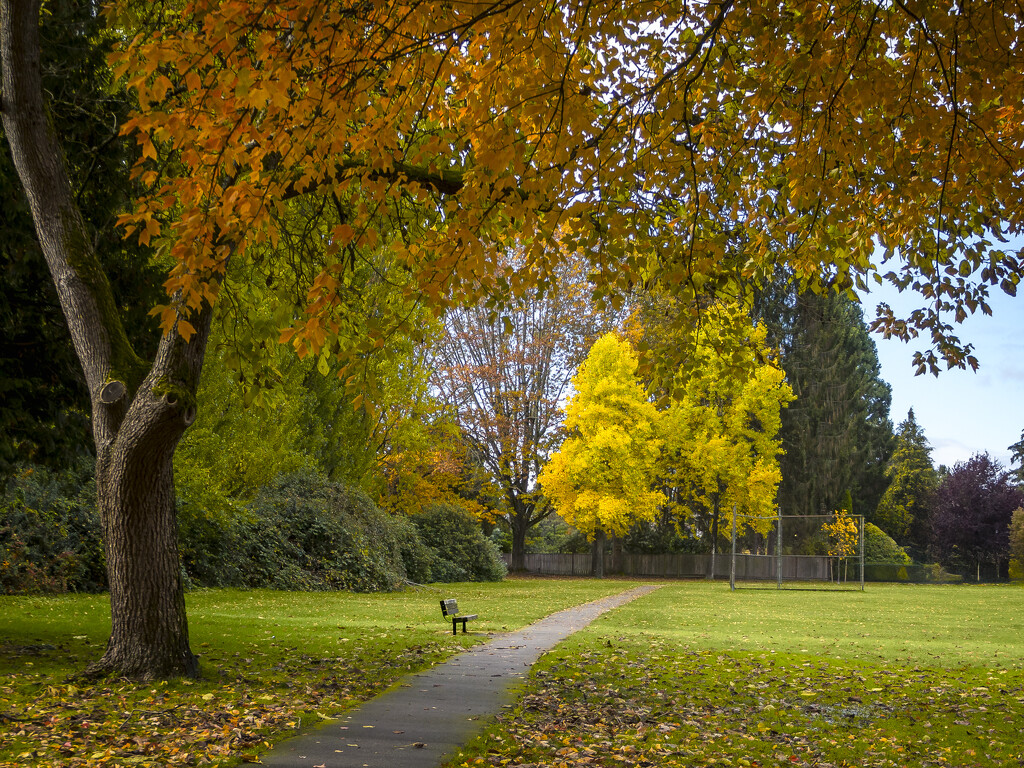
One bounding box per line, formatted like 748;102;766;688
4;580;1023;768
0;578;633;767
444;581;1024;768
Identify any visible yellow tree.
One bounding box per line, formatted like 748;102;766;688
5;0;1024;677
823;510;860;583
1010;508;1024;580
657;304;793;574
539;334;664;576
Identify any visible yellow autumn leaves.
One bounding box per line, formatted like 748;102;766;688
538;334;665;539
539;311;794;542
824;510;860;560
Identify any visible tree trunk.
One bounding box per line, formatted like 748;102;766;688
89;388;199;679
2;0;206;679
509;513;529;572
592;528;605;578
611;534;623;575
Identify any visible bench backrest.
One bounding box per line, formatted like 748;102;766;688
440;598;460;617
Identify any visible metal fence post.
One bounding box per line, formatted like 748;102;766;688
776;508;783;590
860;515;866;591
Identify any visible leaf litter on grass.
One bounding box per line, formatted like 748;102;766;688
447;635;1024;768
0;639;463;767
1;581;634;767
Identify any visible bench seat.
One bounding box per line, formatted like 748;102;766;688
440;598;478;635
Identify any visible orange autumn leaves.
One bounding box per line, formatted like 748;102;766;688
110;0;1024;372
110;0;616;345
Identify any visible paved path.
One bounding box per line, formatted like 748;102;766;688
260;585;660;768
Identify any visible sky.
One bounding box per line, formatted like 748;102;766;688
861;281;1024;471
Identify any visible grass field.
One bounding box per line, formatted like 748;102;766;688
2;580;1023;767
0;579;632;767
444;581;1024;768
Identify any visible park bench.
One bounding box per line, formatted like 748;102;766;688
440;598;478;635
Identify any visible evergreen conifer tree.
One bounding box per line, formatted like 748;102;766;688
1009;430;1024;486
875;409;939;558
755;282;894;519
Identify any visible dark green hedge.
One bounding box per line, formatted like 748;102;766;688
2;464;503;594
213;471;411;591
412;503;507;582
0;459;105;594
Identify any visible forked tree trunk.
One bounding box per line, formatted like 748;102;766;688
3;0;205;679
507;494;546;573
91;391;199;679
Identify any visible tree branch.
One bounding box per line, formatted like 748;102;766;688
281;158;465;201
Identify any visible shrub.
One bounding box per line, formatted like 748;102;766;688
412;503;506;582
391;514;435;584
864;522;912;565
176;466;244;587
1;463;472;594
558;530;594;554
221;470;411;592
924;562;963;583
622;517;696;554
0;460;105;594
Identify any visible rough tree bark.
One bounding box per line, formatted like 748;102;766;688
2;0;208;679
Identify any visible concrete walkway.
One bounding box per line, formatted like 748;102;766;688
260;585;660;768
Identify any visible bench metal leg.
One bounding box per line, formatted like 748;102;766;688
452;618;468;635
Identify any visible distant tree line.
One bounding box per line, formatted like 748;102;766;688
878;416;1024;581
522;278;1024;583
